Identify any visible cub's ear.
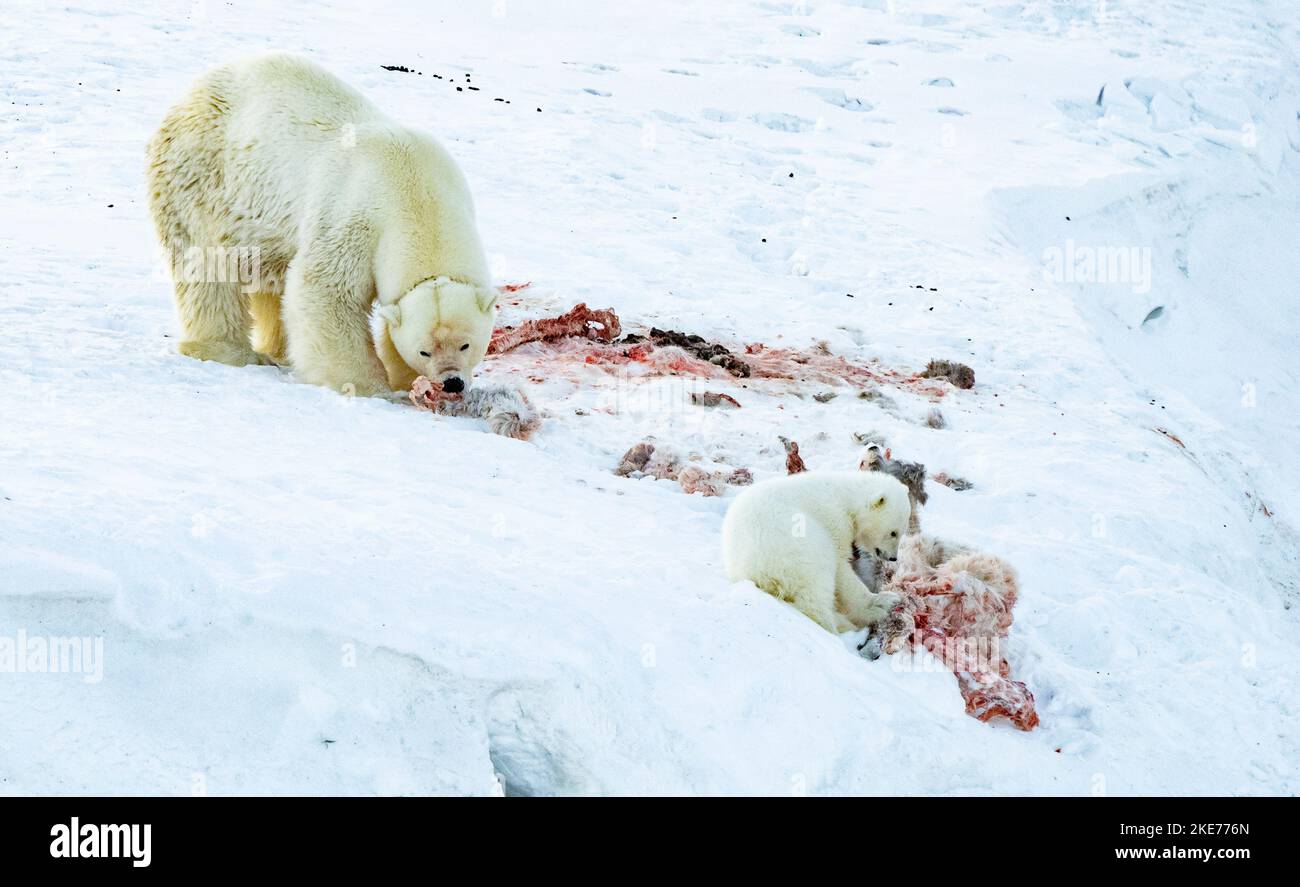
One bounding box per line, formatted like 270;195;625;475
870;494;888;510
477;288;499;314
379;303;402;327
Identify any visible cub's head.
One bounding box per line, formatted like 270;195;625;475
380;279;497;393
856;478;911;562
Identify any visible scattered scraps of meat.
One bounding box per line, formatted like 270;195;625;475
643;444;683;480
409;377;540;440
920;359;975;389
620;328;751;378
863;535;1039;731
489;303;622;355
486;335;738;382
613;439;655;473
1156;427;1185;448
690;391;741;409
779;436;806;474
932;471;974;491
484;298;953;400
743;343;952;399
614;439;681;481
614;440;657;476
676;465;754;497
614;439;750;496
858;439;927;533
677;465;729;497
497;281;532;294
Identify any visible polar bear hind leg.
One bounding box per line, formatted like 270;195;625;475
249;290;287;364
173;279;275;367
758;568;842;633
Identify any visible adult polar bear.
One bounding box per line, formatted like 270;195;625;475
146;54;496;396
722;472;909;633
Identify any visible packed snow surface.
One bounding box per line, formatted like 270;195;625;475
1;0;1298;794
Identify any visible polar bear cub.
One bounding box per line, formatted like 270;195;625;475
722;471;910;633
146;53;495;395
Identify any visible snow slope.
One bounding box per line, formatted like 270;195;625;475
1;0;1297;795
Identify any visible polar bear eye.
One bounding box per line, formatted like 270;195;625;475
419;351;431;357
890;531;898;538
459;343;469;351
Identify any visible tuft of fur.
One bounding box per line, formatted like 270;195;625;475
858;440;927;533
451;385;540;440
931;471;974;491
920;359;975;389
410;377;540;440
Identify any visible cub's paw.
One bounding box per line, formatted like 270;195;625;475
863;591;902;624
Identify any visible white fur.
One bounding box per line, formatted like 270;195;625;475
146;53;495;395
721;471;911;633
438;384;540;440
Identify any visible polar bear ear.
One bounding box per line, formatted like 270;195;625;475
379;303;402;327
476;288;499;314
870;494;888;510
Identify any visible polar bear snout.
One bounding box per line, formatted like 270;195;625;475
440;375;465;394
875;547;898;562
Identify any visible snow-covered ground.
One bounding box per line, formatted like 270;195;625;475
2;0;1297;795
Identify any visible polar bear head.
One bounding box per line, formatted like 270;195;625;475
380;278;497;393
852;475;911;562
